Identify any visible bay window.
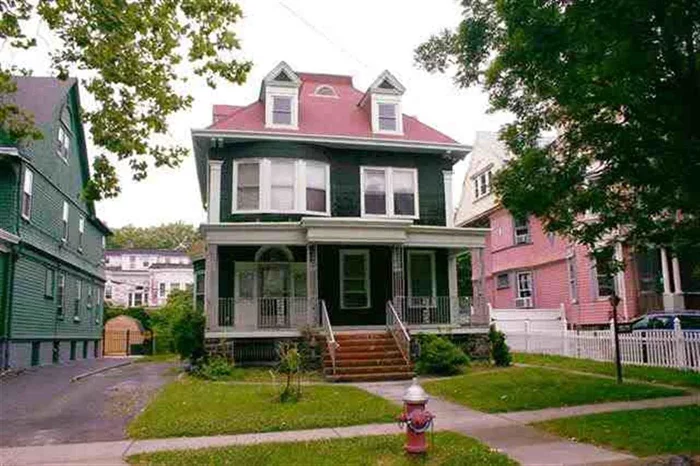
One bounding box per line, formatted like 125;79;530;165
361;166;418;218
232;159;330;215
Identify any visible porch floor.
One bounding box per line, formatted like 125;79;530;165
205;325;488;340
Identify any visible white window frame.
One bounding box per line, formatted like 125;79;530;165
21;167;33;220
513;215;531;245
360;166;419;219
61;202;69;242
515;271;534;305
407;250;436;298
371;94;403;135
339;249;370;310
57;273;66;316
594;259;617;299
232;158;331;216
265;86;299;129
473;169;492;201
74;279;82;317
57;125;70;162
78;217;85;251
312;85;338;98
159;282;166;297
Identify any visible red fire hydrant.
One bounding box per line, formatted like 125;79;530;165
398;377;434;454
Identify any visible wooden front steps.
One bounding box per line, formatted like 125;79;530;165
323;331;414;382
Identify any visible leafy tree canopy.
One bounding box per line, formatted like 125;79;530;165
107;222;201;254
416;0;700;259
1;0;251;200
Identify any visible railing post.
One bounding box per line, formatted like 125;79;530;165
561;303;568;356
609;318;616;363
674;317;686;369
524;318;531;352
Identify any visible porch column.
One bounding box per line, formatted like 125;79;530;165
614;243;629;321
443;170;454;228
671;255;686;309
307;244;318;325
207;160;223;223
660;247;675;310
391;244;405;314
204;244;219;331
447;250;459;325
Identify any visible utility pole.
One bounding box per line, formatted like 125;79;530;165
609;294;623;383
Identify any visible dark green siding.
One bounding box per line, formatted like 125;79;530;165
0;160;19;235
216;141;450;226
0;252;8;338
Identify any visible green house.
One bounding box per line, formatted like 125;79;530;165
192;63;489;373
0;77;110;369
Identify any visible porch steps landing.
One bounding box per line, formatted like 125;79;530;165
323;332;414;382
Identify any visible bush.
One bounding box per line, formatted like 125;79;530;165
277;342;303;403
489;325;512;367
173;305;205;364
415;334;469;375
196;356;234;380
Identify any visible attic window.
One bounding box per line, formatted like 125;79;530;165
314;85;337;97
273;70;293;82
378;79;395;90
378;103;398;131
272;96;292;125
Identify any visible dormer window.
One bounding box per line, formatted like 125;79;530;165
314;85;337;97
272;96;292;125
378;103;398;131
362;70;406;135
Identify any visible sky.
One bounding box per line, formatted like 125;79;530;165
2;0;510;228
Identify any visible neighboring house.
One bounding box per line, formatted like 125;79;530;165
0;77;110;369
455;132;699;327
104;249;193;308
190;62;489;371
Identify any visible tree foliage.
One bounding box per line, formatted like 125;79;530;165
107;222;201;253
416;0;700;258
1;0;251;200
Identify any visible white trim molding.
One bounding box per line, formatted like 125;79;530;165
443;170;454;227
207;160;223;223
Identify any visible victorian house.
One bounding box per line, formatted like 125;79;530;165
191;62;488;379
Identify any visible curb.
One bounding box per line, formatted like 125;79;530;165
71;360;133;382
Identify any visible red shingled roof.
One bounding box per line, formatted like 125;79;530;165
208;73;457;144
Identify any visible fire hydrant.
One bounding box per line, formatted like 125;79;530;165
397;377;434;454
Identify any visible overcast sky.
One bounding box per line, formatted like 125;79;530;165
2;0;510;228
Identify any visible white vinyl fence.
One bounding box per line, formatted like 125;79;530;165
504;317;700;372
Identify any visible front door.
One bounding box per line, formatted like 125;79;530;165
258;263;290;328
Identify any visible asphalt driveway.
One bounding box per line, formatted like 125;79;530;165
0;358;175;447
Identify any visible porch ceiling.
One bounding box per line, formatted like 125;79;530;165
201;218;488;249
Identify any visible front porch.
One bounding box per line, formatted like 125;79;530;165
201;219;489;339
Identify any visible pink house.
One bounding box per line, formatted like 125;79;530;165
455;132;698;328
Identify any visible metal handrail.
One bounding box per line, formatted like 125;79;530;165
320;300;339;375
386;300;411;364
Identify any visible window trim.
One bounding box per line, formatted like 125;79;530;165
231;158;331;216
57;124;70;163
312;85;338;98
594;259;617;299
513;215;531;245
56;273;66;317
515;270;534;306
44;268;55;299
371;94;403;135
265;87;299;129
339;249;371;310
566;252;578;303
407;250;436;298
61;202;69;243
78;217;85;252
496;272;510;290
21;167;33;220
473;169;492;201
360;166;419;219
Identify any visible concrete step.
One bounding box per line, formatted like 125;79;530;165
326;372;415;383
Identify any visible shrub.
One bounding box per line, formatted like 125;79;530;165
173;305;205;364
489;325;512;367
277;342;303;402
196;356;234;380
415;334;469;375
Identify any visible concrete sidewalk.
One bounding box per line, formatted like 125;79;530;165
355;380;638;466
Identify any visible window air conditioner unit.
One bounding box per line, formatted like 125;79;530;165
515;297;533;309
515;233;530;244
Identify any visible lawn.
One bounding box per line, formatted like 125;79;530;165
128;378;398;439
128;432;516;466
202;366;325;383
535;405;700;457
423;366;686;413
513;353;700;389
134;354;180;363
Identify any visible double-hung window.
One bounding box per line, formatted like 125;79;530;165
272;96;292;125
270;159;295;211
473;170;492;200
159;282;166;297
74;280;82;319
595;256;616;298
78;217;85;251
45;268;55;298
233;159;330;215
57;274;65;316
22;168;33;220
377;103;397;132
515;271;534;308
57;126;70;161
340;250;370;309
513;215;531;244
61;202;69;242
361;167;418;218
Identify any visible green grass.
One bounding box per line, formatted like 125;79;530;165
128;432;516;466
127;378;399;439
134;353;180;363
514;353;700;389
201;366;325;383
535;405;700;457
423;366;686;412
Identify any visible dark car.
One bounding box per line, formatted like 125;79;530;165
629;311;700;331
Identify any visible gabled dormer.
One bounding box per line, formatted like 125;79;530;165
359;70;406;135
261;61;301;130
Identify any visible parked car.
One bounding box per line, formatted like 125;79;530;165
629;311;700;331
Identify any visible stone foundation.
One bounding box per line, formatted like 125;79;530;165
448;333;491;361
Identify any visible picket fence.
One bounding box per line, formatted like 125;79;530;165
504;317;700;372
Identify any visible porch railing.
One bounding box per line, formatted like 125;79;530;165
320;300;339;375
394;296;473;326
386;300;411;364
215;297;316;332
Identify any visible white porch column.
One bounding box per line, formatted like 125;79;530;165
660;248;672;294
447;250;459;325
671;255;685;309
391;245;405;315
443;170;454;228
306;244;318;325
204;244;219;332
207;160;223;223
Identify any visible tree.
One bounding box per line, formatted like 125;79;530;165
1;0;251;200
415;0;700;260
107;222;201;253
